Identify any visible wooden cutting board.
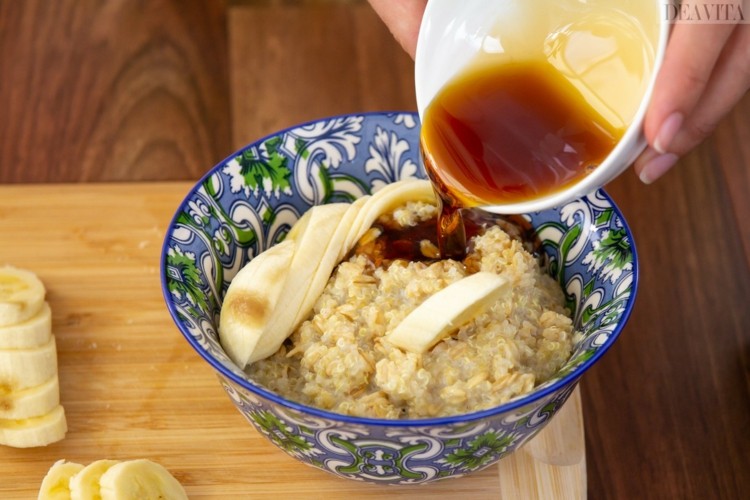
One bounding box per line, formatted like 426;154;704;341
0;183;585;499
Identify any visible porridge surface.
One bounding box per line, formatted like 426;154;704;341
247;202;573;419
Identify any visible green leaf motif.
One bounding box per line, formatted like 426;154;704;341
166;246;208;318
559;225;583;263
583;228;632;283
512;416;531;430
442;430;515;471
594;209;613;226
236;137;292;198
317;163;335;203
250;410;313;456
261;206;275;226
295;137;309;159
556;348;596;378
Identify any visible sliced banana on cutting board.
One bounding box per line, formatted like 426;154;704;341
99;459;188;500
0;266;66;448
69;459;121;500
38;458;188;500
0;405;67;449
38;459;85;500
0;374;60;420
385;272;511;353
0;336;59;391
0;301;52;349
0;266;46;327
220;178;437;368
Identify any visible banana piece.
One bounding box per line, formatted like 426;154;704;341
292;196;368;327
385;272;511;353
251;202;352;362
221;204;351;367
0;266;46;327
220;239;296;368
69;459;121;500
0;374;59;420
0;301;52;349
99;459;188;500
0;336;58;392
0;404;67;448
220;179;437;368
38;459;85;500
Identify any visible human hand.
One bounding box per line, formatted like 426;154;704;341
367;0;750;185
636;21;750;183
367;0;427;59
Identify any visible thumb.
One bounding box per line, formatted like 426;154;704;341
367;0;428;59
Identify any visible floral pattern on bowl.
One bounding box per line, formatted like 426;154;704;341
161;112;637;485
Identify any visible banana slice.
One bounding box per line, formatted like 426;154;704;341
220;179;437;368
38;459;85;500
0;336;58;392
69;459;121;500
0;302;52;349
0;404;67;448
0;266;46;327
99;459;188;500
0;374;59;420
385;272;511;353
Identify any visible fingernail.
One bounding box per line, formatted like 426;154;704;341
654;112;684;154
636;147;659;167
639;153;678;184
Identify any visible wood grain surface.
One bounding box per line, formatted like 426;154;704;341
1;1;749;498
0;0;231;183
228;2;416;147
0;183;584;499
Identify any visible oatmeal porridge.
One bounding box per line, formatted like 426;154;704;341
245;200;574;419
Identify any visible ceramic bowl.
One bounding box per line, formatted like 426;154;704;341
161;112;637;485
415;0;670;214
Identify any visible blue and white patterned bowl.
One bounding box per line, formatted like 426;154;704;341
161;112;637;485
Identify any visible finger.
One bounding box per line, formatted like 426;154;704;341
633;147;680;184
635;23;750;183
668;24;750;155
643;11;736;153
367;0;427;59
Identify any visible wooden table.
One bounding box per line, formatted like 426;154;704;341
1;1;748;498
0;182;586;498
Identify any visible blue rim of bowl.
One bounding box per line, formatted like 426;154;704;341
160;110;639;428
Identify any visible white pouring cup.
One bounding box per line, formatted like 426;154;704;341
415;0;670;214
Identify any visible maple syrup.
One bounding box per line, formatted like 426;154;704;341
353;211;540;268
421;60;627;258
422;60;622;206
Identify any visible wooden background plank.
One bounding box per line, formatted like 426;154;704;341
228;2;415;148
0;0;231;183
587;144;750;498
716;93;750;271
